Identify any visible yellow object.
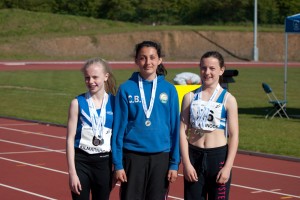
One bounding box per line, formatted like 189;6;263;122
175;85;201;110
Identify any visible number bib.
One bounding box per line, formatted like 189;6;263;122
79;126;112;154
190;99;222;131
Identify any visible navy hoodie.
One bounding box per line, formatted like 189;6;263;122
112;72;180;171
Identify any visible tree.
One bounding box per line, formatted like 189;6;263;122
1;0;299;25
98;0;138;21
258;0;280;24
276;0;300;23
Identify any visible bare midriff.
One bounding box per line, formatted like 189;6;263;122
188;128;227;148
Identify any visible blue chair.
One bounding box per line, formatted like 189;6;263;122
262;83;289;119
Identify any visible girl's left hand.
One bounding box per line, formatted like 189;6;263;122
216;166;231;184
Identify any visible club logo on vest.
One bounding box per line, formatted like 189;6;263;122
160;93;168;103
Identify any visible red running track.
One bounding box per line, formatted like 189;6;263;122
0;117;300;200
0;61;300;71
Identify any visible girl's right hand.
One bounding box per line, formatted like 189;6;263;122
115;169;127;182
69;174;82;195
183;163;198;182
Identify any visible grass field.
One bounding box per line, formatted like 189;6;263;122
0;9;285;61
0;66;299;159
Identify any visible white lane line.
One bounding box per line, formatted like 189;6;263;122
1;159;184;200
1;156;300;199
1;124;300;199
0;139;65;154
0;127;65;139
0;123;39;126
0;157;67;174
168;195;184;200
2;137;299;180
252;188;281;193
0;183;57;200
232;184;300;199
0;150;65;155
1;127;299;178
1;62;26;65
234;166;300;179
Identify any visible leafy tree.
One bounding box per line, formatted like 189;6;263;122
98;0;138;21
0;0;54;12
132;0;180;25
52;0;98;16
276;0;300;23
0;0;299;25
176;0;200;24
187;0;249;24
258;0;280;24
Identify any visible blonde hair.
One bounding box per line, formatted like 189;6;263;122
81;58;117;95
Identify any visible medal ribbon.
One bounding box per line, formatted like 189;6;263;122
138;75;157;120
196;84;220;129
86;92;108;139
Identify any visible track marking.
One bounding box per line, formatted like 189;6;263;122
0;139;65;154
1;156;299;199
1;137;299;180
234;166;300;179
0;126;65;139
1;61;299;67
1;134;299;180
2;62;26;65
252;188;281;193
1;121;300;199
0;183;57;200
0;157;184;200
0;123;38;126
17;163;45;167
0;157;67;174
232;184;300;199
0;150;65;155
168;196;183;200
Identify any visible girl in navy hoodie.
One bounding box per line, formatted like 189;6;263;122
112;41;180;200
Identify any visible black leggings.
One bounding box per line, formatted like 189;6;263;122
72;148;112;200
184;144;231;200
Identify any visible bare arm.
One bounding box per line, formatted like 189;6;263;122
180;92;198;182
66;99;82;194
217;93;239;184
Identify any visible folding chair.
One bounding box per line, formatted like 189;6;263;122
262;83;289;119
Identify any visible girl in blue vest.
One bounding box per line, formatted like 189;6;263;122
112;41;180;200
180;51;239;200
66;58;116;200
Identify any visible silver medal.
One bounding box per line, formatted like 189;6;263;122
92;136;104;146
145;119;151;126
86;92;108;147
138;75;157;129
92;136;101;146
99;138;104;145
